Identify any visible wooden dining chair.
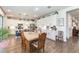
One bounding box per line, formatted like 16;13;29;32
20;32;26;52
30;33;47;53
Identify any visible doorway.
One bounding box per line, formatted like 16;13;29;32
67;8;79;39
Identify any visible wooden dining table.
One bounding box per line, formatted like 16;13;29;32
23;32;39;52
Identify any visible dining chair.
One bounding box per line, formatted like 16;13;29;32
30;33;47;53
56;31;63;41
20;32;26;52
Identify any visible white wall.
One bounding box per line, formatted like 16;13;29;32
37;15;57;28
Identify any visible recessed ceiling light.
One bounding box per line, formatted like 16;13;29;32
23;13;27;16
35;8;39;11
7;9;11;12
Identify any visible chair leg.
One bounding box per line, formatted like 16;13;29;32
22;44;26;53
35;48;40;53
37;49;39;53
43;48;45;53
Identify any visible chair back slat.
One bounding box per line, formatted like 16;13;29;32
38;33;47;49
20;32;26;44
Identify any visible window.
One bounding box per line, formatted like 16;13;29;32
0;15;3;40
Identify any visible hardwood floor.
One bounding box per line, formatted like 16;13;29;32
0;36;79;53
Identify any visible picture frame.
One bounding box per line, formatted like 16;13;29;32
56;18;64;27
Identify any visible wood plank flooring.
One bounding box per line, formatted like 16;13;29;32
0;36;79;53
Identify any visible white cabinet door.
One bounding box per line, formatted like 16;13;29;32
47;30;57;41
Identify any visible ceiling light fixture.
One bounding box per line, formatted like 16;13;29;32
35;8;39;11
7;9;11;12
23;13;27;16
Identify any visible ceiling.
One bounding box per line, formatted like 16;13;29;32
2;6;69;20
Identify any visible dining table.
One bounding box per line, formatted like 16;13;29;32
23;32;39;52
